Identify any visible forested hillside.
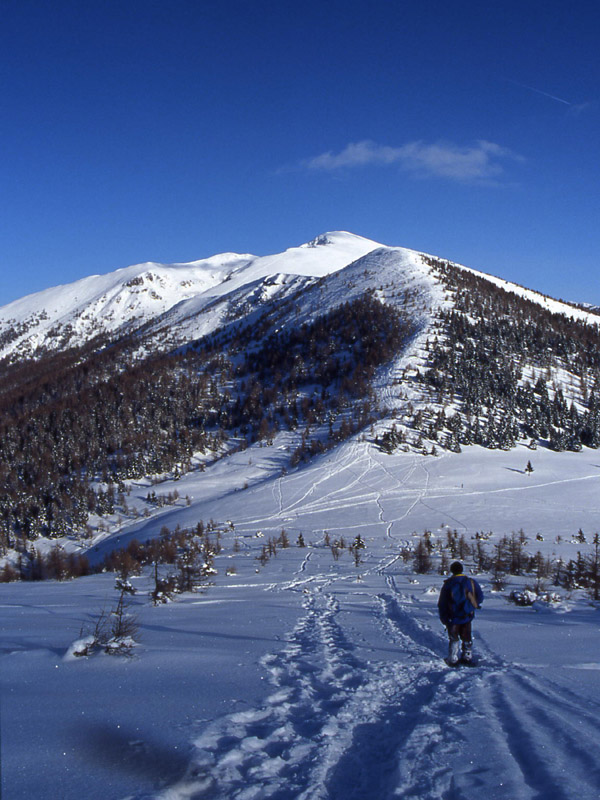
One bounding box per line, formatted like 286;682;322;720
0;290;413;548
379;256;600;454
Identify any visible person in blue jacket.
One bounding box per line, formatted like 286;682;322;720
438;561;484;665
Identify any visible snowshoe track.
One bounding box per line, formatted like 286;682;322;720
165;586;464;800
161;550;600;800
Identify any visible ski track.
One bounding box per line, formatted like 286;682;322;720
240;441;370;529
482;673;600;800
427;472;600;502
235;439;455;545
278;442;366;517
272;476;284;517
365;452;420;539
242;445;435;539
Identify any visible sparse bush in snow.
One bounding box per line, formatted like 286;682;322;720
510;589;561;606
65;635;97;659
510;589;538;606
71;582;140;658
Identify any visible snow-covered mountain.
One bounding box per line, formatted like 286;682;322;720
0;232;382;362
2;229;600;544
3;232;600;800
3;230;596;364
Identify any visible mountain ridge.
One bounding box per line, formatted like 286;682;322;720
0;232;382;363
3;231;597;366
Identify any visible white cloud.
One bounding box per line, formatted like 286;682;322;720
305;140;402;170
303;139;523;182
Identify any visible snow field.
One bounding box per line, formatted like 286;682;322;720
136;437;600;799
159;541;600;800
3;434;600;798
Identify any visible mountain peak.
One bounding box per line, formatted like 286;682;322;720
301;230;383;249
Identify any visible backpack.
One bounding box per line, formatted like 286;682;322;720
449;576;479;617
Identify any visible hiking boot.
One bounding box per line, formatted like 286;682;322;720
448;637;461;665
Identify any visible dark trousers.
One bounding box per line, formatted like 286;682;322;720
447;621;472;642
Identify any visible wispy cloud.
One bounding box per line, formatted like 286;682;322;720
507;79;593;116
302;139;523;183
508;79;572;106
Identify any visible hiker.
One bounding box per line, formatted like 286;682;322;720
438;561;484;665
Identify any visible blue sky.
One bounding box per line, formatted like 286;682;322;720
1;0;599;306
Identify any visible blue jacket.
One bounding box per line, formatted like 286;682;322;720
438;574;484;626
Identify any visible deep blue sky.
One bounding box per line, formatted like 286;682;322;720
1;0;599;306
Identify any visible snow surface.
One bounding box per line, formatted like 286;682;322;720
2;438;600;799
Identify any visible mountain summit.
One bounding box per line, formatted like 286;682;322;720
0;232;382;362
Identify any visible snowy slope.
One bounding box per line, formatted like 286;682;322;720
2;439;600;799
450;259;600;325
151;242;440;362
136;233;390;352
0;252;253;360
0;232;381;361
3;232;600;799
